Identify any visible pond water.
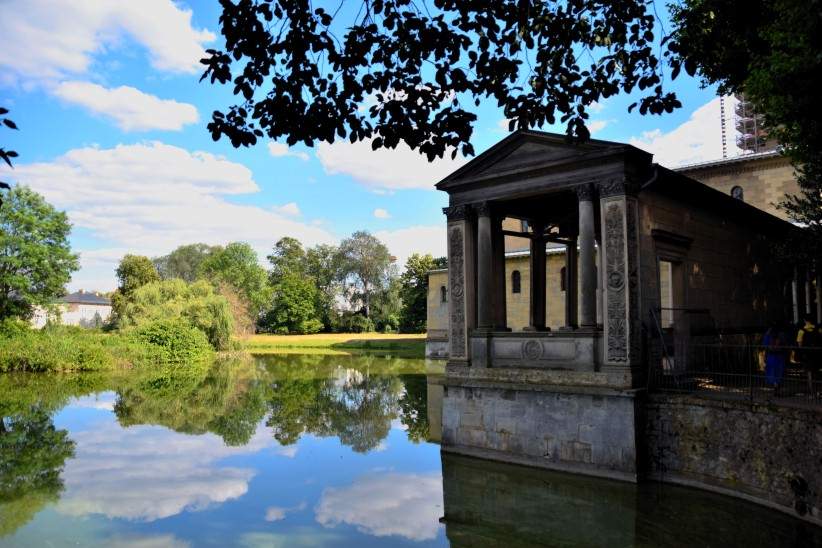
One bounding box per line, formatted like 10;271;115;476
0;353;819;547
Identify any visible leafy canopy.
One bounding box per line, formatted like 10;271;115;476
116;255;160;296
153;243;219;283
0;186;78;320
201;0;680;159
400;253;446;333
199;242;272;317
337;231;393;317
668;0;822;260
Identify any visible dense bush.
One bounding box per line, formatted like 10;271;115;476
0;327;114;372
117;279;233;350
130;319;212;366
336;313;375;334
260;273;323;334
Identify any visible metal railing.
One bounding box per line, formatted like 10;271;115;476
648;339;822;407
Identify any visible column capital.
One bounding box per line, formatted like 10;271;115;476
473;201;491;218
598;177;639;198
575;183;596;201
442;205;472;222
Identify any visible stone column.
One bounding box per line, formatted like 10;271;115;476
475;202;494;331
578;184;597;328
792;267;800;324
526;221;547;331
599;178;642;374
564;236;578;329
491;215;508;330
816;274;822;324
444;205;476;364
805;270;813;316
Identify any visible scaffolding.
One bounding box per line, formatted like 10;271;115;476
733;93;770;153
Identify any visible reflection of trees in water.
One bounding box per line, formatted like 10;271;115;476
0;405;75;537
113;357;268;446
260;354;430;452
398;374;429;443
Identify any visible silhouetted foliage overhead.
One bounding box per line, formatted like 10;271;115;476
0;107;18;208
668;0;822;262
201;0;681;159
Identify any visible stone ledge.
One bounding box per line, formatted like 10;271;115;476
443;376;643;399
441;444;639;483
446;363;638;389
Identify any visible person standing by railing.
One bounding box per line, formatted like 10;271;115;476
796;314;821;396
763;324;789;396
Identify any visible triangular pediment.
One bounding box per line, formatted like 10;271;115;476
436;130;646;190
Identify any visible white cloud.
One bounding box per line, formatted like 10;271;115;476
53;81;198;131
588;100;605;114
274;202;301;217
373;208;391;219
57;421;276;521
588;119;609;134
2;142;336;290
316;139;466;191
375;225;446;269
0;0;214;83
268;142;310;161
315;472;444;541
629;97;742;167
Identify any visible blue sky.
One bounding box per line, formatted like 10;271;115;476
0;0;733;291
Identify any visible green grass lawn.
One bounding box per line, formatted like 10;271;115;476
245;332;426;355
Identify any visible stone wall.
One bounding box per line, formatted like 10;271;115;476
644;394;822;525
639;188;790;331
679;154;798;220
442;382;639;480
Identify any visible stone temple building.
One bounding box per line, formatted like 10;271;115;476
425;130;808;481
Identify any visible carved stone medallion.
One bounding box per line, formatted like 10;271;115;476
523;340;543;360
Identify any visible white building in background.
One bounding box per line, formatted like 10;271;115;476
31;290;112;328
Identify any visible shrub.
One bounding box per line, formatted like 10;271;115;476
118;279;233;350
0;327;114;372
337;313;374;333
0;318;30;337
130;319;212;366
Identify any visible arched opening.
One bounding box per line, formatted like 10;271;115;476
731;185;744;201
560;266;567;292
440;285;447;303
511;270;521;294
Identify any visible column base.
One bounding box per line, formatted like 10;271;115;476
523;326;551;332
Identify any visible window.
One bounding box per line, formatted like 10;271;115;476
511;270;521;293
440;286;447;303
560;267;567;292
520;219;529;233
731;185;744;201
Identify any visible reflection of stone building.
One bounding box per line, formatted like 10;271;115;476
31;290;112;328
426;130;802;482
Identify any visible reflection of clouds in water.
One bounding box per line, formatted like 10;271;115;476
108;534;191;548
69;392;118;411
57;421;286;522
265;501;306;522
315;472;443;541
240;529;344;548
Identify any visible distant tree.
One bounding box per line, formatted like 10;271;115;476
304;244;341;329
371;273;402;333
115;255;160;296
201;1;680;159
153;243;219;282
0;107;19;208
399;254;447;333
337;231;392;318
260;273;323;334
267;237;307;285
668;0;822;261
199;242;272;318
0;186;78;320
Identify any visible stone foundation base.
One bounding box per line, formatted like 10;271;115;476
425;338;449;359
442;380;640;481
